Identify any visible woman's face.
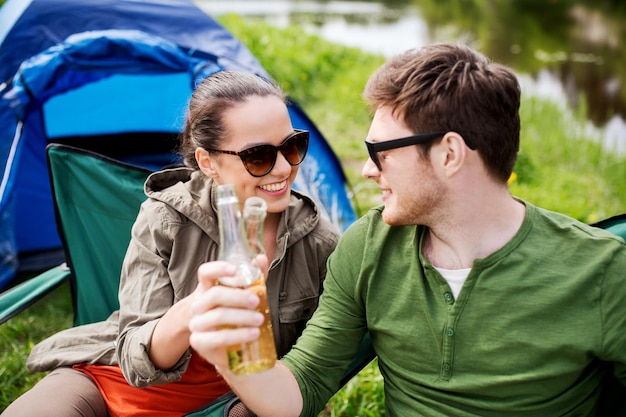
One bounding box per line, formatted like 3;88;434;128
197;95;299;215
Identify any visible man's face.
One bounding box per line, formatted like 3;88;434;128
362;106;444;226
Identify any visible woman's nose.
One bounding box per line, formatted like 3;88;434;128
271;151;293;176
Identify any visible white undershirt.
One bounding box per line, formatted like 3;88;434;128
433;266;471;299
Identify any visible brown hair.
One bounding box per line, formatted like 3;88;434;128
179;71;287;169
363;42;520;182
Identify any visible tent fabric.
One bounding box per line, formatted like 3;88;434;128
0;0;265;82
0;0;356;290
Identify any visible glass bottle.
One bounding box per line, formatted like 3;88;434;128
243;196;267;257
215;184;277;375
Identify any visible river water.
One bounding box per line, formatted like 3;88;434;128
197;0;626;154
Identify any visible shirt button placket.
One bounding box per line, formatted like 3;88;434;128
441;290;456;380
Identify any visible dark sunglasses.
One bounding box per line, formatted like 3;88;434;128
365;131;476;171
207;130;309;177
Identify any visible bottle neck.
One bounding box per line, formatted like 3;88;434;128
243;197;267;256
215;184;264;287
217;197;250;264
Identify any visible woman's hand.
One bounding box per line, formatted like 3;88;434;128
189;257;269;371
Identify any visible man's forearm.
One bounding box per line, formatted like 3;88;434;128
220;361;303;417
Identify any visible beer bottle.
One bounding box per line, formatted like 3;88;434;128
215;184;277;375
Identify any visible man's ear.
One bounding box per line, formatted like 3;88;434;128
439;132;468;178
195;147;218;178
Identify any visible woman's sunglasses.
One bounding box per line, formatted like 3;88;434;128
207;130;309;177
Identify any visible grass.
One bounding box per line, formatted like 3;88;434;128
2;14;626;415
0;279;72;409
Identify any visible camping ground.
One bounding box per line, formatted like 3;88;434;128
1;11;626;417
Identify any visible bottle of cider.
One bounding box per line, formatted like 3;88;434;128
216;184;277;375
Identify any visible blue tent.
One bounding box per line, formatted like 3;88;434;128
0;0;356;290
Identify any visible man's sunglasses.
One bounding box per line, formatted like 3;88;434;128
365;131;476;171
207;130;309;177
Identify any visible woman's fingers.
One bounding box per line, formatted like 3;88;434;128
189;325;260;369
190;257;270;368
189;294;263;369
189;321;261;347
196;261;236;291
192;285;260;314
189;305;264;331
196;255;268;291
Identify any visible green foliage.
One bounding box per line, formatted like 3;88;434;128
319;359;385;417
512;96;626;222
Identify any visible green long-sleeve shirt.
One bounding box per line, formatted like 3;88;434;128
283;202;626;416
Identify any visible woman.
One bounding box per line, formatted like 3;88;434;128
3;71;340;417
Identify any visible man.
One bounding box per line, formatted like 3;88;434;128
188;43;626;416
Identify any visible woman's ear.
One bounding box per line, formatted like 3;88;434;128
195;147;218;178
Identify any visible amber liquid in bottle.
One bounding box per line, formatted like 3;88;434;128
215;185;277;375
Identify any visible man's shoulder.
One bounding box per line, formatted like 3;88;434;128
344;205;388;237
339;205;417;249
528;204;625;251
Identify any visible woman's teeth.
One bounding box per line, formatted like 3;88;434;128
260;181;286;192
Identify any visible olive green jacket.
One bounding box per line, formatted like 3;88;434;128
27;168;340;388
